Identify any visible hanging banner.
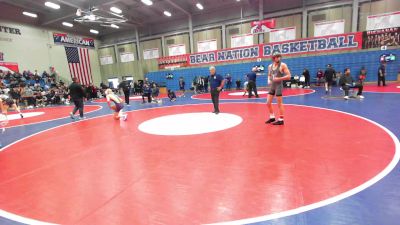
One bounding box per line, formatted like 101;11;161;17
188;32;362;66
362;27;400;49
231;34;254;48
120;52;135;63
168;44;186;56
270;27;296;43
143;48;159;60
53;33;95;48
314;20;345;37
100;55;113;65
250;19;276;34
0;52;3;61
367;11;400;31
0;62;19;73
197;39;217;53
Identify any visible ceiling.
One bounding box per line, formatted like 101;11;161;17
0;0;342;38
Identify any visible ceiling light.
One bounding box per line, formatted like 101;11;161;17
62;22;73;27
111;24;119;29
141;0;153;6
90;29;99;34
88;14;96;21
22;11;38;18
163;11;171;17
45;2;60;9
110;7;122;14
196;3;204;10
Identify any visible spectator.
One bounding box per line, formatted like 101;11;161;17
151;83;160;103
359;66;367;85
235;79;241;90
302;68;310;88
225;74;232;90
178;77;185;97
339;68;364;100
118;77;131;105
378;62;386;86
324;64;336;95
316;68;324;86
167;89;176;102
142;83;152;103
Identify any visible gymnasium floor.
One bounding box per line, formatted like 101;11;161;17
0;83;399;225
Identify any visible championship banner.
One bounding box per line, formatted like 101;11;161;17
270;27;296;43
197;39;217;53
314;20;345;37
53;33;95;48
250;19;276;34
168;44;186;56
143;48;159;60
367;11;400;31
362;27;400;49
231;34;254;48
263;32;362;57
0;62;19;73
100;55;113;65
120;52;135;63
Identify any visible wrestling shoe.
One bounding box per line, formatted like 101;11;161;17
265;118;276;124
272;120;284;125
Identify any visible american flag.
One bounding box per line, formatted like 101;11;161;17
65;46;93;85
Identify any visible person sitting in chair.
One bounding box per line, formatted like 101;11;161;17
339;68;364;100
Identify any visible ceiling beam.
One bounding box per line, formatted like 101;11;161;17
42;12;76;25
164;0;191;16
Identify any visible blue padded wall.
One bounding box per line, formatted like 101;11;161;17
146;49;400;91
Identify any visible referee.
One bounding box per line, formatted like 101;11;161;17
209;66;224;114
68;77;86;120
247;67;260;98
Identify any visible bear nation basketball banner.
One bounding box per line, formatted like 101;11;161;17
189;32;363;65
53;33;95;48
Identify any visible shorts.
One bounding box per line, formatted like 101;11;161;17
269;82;283;97
179;87;185;91
5;99;14;107
114;103;124;112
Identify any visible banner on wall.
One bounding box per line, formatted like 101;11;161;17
314;20;345;37
53;33;95;48
231;34;254;48
100;55;113;65
362;27;400;49
197;39;217;53
120;52;135;63
168;44;186;56
143;48;159;60
158;55;188;69
0;52;3;61
250;19;276;34
270;27;296;43
367;11;400;31
0;62;19;73
189;32;362;65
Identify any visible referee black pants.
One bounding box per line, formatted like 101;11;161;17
378;75;386;86
248;80;259;98
123;89;130;104
72;98;84;118
211;89;220;113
